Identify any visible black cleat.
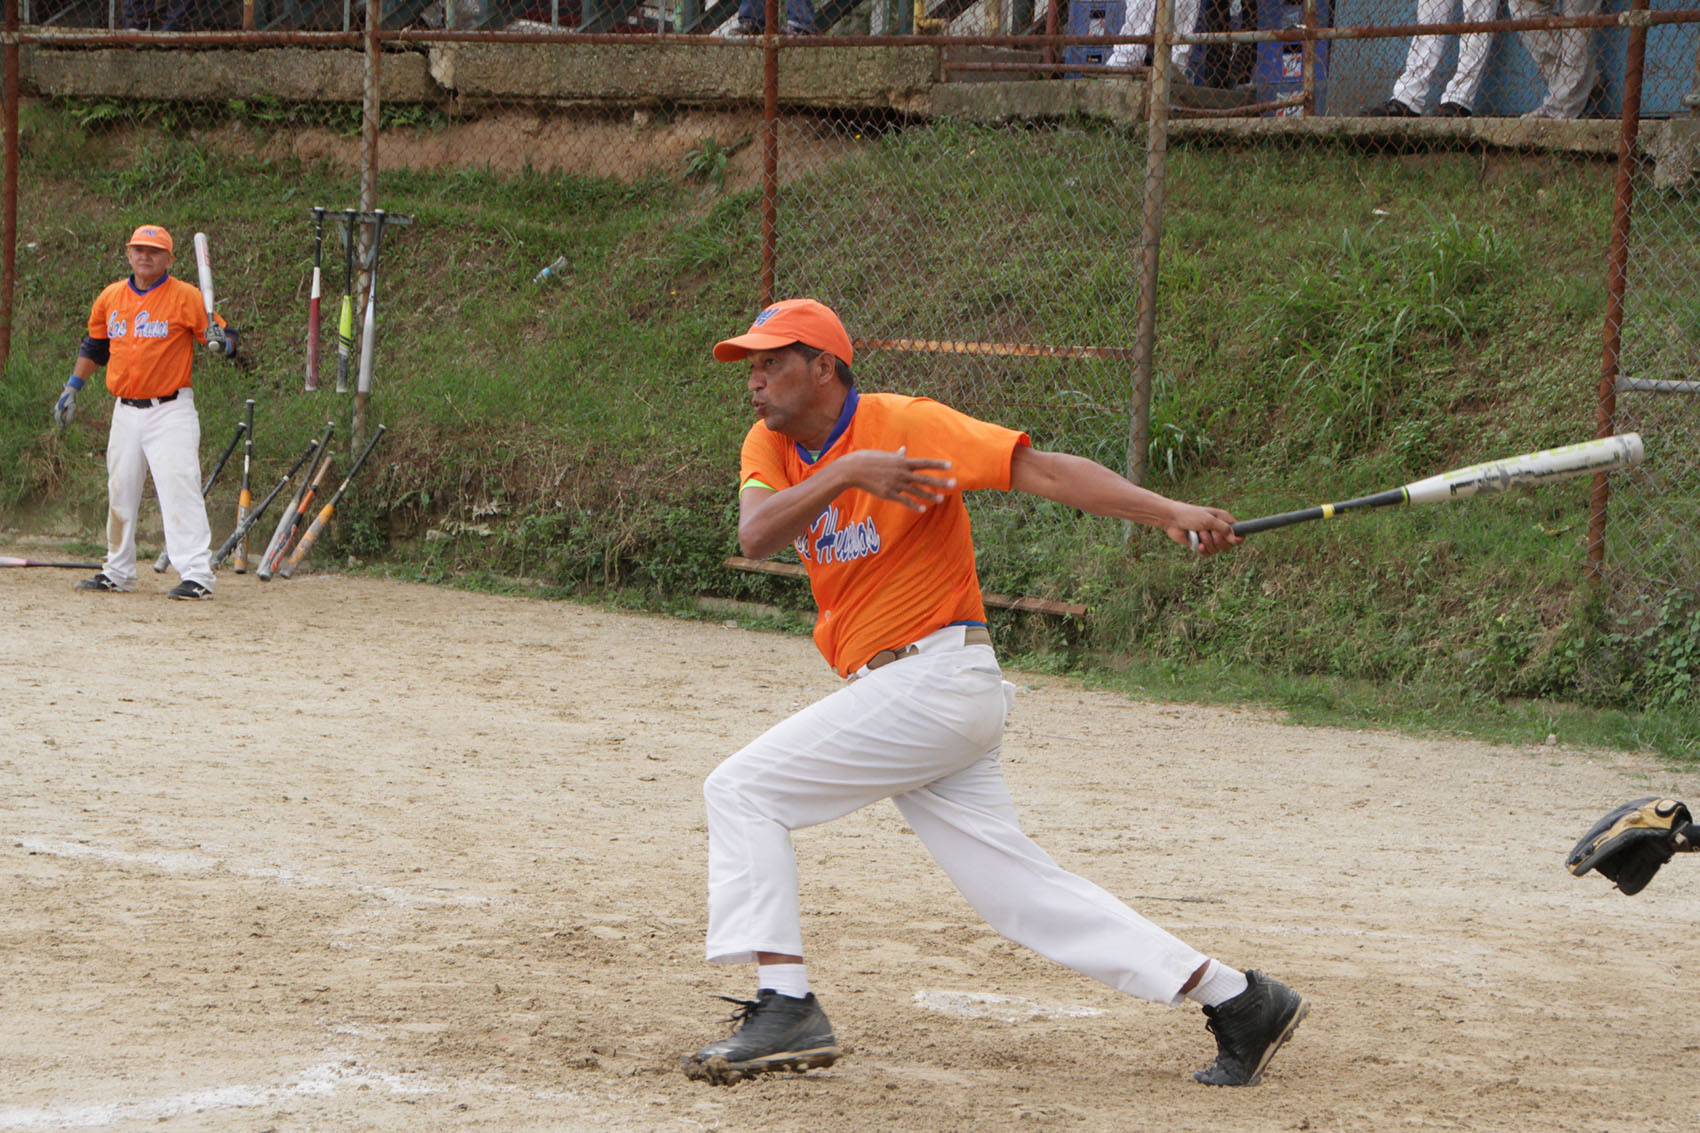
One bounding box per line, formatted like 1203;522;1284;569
1358;98;1419;118
1193;970;1307;1086
166;579;213;601
1435;101;1474;117
75;572;123;592
682;990;840;1085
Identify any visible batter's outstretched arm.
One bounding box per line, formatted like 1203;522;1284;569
1010;447;1240;555
738;448;955;560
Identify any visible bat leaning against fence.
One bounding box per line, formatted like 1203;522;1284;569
280;425;387;579
1188;434;1645;549
233;399;256;573
306;207;326;392
153;418;247;573
211;435;324;570
258;425;339;581
335;207;357;394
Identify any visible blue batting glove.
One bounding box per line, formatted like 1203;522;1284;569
52;375;84;430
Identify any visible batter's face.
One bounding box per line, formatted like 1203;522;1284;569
126;244;173;288
745;346;832;445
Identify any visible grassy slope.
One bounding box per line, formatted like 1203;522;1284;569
1;100;1692;760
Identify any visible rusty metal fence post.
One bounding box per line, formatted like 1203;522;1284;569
1128;0;1175;488
1587;0;1651;581
0;0;17;372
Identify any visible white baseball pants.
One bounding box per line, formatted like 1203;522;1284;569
103;390;214;590
702;625;1210;1006
1510;0;1600;118
1391;0;1498;113
1109;0;1202;76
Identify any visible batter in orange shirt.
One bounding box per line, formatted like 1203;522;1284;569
685;299;1308;1091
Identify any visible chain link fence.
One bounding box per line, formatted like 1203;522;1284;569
2;3;1696;694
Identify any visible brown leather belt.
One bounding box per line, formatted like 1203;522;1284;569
865;626;992;672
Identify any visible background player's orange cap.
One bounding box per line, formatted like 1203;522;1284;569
714;298;854;366
126;225;173;253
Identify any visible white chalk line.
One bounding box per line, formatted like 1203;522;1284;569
913;989;1108;1021
0;1050;672;1132
14;837;492;909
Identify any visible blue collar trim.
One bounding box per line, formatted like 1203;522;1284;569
794;387;859;465
128;273;169;296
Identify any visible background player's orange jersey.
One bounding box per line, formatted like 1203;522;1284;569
740;389;1030;676
87;275;220;400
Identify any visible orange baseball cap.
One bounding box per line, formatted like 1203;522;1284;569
126;224;173;252
713;298;854;366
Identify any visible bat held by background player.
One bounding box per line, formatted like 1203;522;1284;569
193;232;231;357
1187;434;1645;550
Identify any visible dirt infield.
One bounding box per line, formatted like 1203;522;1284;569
3;565;1698;1131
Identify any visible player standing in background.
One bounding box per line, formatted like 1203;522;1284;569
52;224;238;600
681;299;1307;1087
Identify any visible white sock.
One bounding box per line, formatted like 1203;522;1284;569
1185;961;1249;1008
757;963;810;999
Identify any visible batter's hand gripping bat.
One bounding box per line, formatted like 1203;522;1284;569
1189;434;1645;550
280;424;387;579
233;399;256;573
153;418;247;573
211;434;324;570
335;207;357;393
306;207;326;392
1;557;104;569
255;420;336;580
193;232;229;356
257;424;338;581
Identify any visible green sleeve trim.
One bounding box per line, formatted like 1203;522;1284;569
740;476;776;493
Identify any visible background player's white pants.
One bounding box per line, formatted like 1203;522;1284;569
103;391;213;590
702;627;1209;1006
1510;0;1599;118
1390;0;1498;113
1108;0;1201;76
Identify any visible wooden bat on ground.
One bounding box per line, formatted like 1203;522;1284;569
233;399;256;573
306;207;326;392
152;419;246;573
1;557;104;569
257;425;338;581
1189;434;1646;549
211;435;324;569
335;208;357;393
280;425;387;579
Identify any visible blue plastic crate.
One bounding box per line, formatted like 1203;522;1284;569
1064;1;1126;79
1255;0;1330;116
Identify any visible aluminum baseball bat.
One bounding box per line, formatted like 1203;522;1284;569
1189;434;1645;550
335;208;357;394
233;399;256;573
211;436;323;569
279;424;387;578
306;207;326;392
153;419;246;573
356;209;387;397
256;420;335;580
1;557;104;569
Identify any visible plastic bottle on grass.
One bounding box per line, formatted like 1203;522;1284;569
533;255;569;283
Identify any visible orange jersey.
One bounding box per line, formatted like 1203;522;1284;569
740;390;1030;676
87;274;220;399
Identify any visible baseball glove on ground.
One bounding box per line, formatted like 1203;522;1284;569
1566;797;1696;895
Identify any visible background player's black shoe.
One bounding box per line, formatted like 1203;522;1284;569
1193;970;1308;1086
75;572;122;592
167;580;213;600
681;990;840;1084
